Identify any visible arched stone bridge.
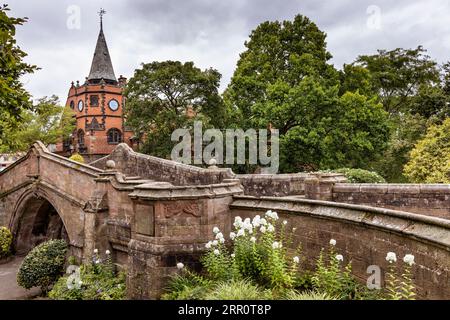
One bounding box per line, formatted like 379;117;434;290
1;141;450;299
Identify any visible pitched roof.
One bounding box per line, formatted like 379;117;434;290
87;24;117;83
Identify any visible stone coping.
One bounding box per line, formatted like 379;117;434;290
0;141;104;178
129;180;244;200
334;183;450;194
231;195;450;250
35;142;104;177
236;173;309;180
95;143;234;175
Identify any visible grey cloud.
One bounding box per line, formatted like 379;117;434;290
6;0;450;102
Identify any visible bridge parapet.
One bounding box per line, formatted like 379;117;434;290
230;195;450;299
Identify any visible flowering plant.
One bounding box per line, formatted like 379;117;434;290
199;211;302;292
311;239;356;299
385;252;416;300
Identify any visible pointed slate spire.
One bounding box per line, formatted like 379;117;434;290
87;9;117;84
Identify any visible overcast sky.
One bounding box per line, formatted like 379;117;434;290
7;0;450;103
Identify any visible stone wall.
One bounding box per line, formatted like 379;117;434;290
89;144;234;186
90;144;350;197
236;173;309;197
230;196;450;299
333;184;450;219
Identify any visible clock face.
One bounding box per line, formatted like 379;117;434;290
108;99;119;111
78;100;84;112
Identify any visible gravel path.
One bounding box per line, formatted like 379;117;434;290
0;256;41;300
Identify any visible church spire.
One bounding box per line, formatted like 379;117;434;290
87;9;117;84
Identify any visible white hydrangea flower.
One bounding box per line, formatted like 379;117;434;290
260;218;268;226
78;280;83;285
293;256;300;264
272;211;279;220
230;232;236;240
403;254;415;266
219;237;225;244
283;220;288;225
386;252;397;263
216;232;224;240
213;249;220;255
267;224;275;233
105;250;111;255
252;215;261;227
265;210;273;217
237;229;245;237
213;227;220;234
260;226;266;233
244;218;251;225
243;221;253;231
95;259;100;264
205;241;212;249
250;236;256;243
329;239;337;246
234;217;243;229
94;249;98;254
336;254;344;262
212;240;218;246
176;262;184;270
272;241;281;249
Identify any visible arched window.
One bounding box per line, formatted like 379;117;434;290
69;101;75;109
77;129;85;146
107;128;122;144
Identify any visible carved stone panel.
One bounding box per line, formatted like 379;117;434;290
163;202;201;218
135;204;154;236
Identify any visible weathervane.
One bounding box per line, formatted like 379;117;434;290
98;8;106;29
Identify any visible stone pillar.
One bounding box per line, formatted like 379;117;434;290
82;169;111;262
126;181;242;299
304;173;347;201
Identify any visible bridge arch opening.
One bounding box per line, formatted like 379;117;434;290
13;195;69;255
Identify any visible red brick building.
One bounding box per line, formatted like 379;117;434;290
56;15;134;160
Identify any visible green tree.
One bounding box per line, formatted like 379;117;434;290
224;14;339;129
0;5;38;148
350;46;440;115
404;118;450;183
0;96;76;152
124;60;225;158
225;14;390;172
370;113;432;182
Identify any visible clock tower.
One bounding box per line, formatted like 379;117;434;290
57;9;134;161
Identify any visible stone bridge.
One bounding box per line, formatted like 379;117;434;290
1;141;450;299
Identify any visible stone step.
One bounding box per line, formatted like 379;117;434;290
124;176;142;180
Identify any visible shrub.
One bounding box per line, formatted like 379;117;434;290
332;168;386;183
69;153;84;164
283;290;337;300
404;118;450;183
204;279;272;300
48;250;126;300
17;239;67;293
0;227;13;259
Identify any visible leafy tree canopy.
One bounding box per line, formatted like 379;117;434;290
0;4;38;148
404;118;450;183
349;46;440;115
124;60;225;158
0;95;75;152
224;14;390;172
